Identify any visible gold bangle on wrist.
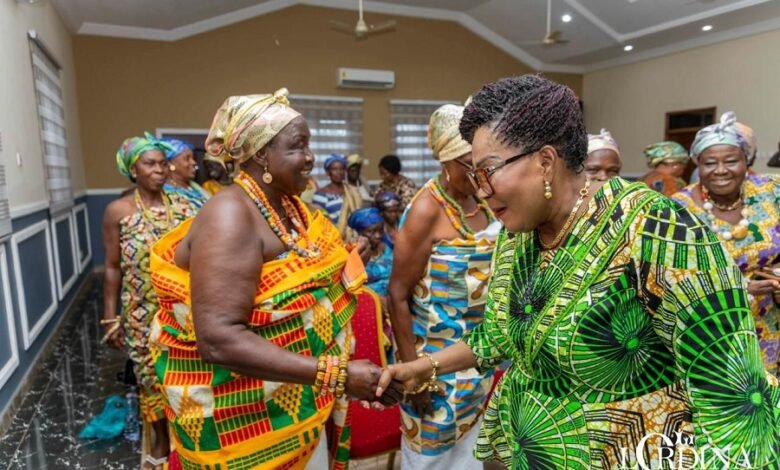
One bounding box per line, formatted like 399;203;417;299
413;353;440;394
100;323;121;343
100;318;120;325
313;355;328;395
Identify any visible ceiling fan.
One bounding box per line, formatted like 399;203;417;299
518;0;570;46
329;0;397;39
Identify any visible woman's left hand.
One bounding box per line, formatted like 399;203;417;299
748;279;780;296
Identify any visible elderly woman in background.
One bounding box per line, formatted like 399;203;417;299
377;75;780;469
162;138;210;208
639;140;690;196
377;154;418;208
347;153;373;204
148;90;399;470
102;134;195;469
673;111;780;376
583;128;621;181
375;190;402;249
388;104;499;470
348;207;393;297
312;153;363;239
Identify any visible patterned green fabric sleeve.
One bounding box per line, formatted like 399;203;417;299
633;197;780;467
463;229;517;373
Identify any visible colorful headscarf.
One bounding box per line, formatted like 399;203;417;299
690;111;750;163
205;88;301;175
160;138;195;161
428;104;471;162
115;132;174;181
324;154;347;170
347;207;383;233
643;141;689;168
587;129;620;157
347;153;363;167
375;191;401;209
735;121;757;166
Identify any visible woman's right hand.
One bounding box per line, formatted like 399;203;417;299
102;317;124;350
748;279;780;296
376;361;423;397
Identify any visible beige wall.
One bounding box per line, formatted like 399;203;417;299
73;4;582;188
0;0;86;209
583;29;780;176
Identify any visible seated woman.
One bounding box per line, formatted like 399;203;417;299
388;104;500;469
639;141;690;196
378;75;780;469
376;154;418;208
162;138;210;208
312;154;363;239
201;159;232;195
148;89;400;469
374;190;402;249
348;208;393;297
584;128;621;181
672;111;780;376
102;134;196;469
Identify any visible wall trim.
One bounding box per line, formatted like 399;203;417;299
85;188;125;196
389;99;457;106
72;203;92;273
290;94;364;103
10;201;49;220
0;245;19;391
11;220;57;350
50;212;78;300
155;128;209;138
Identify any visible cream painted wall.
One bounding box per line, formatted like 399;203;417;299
0;0;86;210
583;29;780;177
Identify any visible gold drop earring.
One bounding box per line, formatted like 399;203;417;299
544;180;553;200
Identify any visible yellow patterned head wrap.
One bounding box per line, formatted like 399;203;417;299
347;153;363;167
205;88;301;175
428;104;471;162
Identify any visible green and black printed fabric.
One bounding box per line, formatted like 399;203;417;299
464;177;780;469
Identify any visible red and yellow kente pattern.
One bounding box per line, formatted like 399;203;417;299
149;204;361;469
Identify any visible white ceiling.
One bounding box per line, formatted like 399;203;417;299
49;0;780;72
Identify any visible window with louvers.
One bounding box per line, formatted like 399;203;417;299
30;38;72;213
390;100;457;187
0;165;10;238
289;95;363;187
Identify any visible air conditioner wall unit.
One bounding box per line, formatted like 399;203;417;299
337;67;395;90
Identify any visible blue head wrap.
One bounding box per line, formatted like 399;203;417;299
347;208;383;233
160;138;195;161
375;191;401;208
324;153;347;170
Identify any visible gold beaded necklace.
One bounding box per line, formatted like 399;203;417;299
134;189;173;239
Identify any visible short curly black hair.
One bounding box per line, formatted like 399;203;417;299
379;154;402;175
460;74;587;172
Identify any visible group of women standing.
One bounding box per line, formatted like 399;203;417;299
101;75;780;470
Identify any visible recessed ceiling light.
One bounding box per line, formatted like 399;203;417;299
702;25;713;32
624;45;634;52
562;14;572;23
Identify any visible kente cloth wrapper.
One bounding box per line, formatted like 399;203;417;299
673;174;780;376
347;207;383;233
587;128;620;157
428;104;471;162
399;178;499;456
324;154;347;170
149;202;364;470
463;177;780;469
160;138;195;161
690;111;750;163
119;191;195;423
205;89;301;174
116;132;175;181
643;140;689;167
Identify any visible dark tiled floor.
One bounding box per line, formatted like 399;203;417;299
0;276;140;470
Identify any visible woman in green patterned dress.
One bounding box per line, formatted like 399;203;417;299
375;75;780;469
102;134;196;469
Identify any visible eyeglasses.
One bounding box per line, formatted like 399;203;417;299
452;158;473;171
467;148;539;196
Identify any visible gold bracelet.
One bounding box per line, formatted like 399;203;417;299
413;353;440;394
100;323;121;343
326;356;340;395
100;318;120;325
313;355;327;395
335;334;352;398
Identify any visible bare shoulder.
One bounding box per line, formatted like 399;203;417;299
103;195;135;225
189;186;260;243
404;189;440;226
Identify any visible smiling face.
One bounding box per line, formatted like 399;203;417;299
131;149;169;192
584;149;621;181
170;148;198;181
262;116;314;195
698;144;747;200
471;126;551;233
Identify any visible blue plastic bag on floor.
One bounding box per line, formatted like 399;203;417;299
79;394;128;440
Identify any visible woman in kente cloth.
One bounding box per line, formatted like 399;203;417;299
388;103;499;470
673;111;780;377
148;89;402;469
376;75;780;469
102;134;196;469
